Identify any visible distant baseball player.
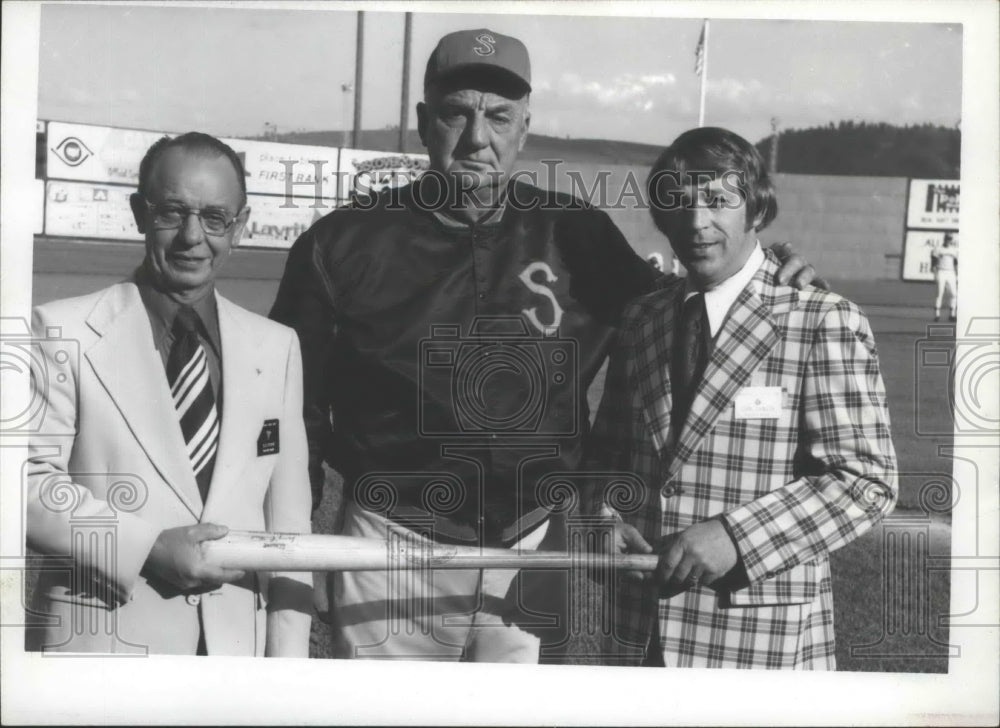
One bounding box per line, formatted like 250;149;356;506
931;232;958;322
271;29;819;663
589;126;898;668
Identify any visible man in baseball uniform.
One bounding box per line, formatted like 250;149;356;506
931;232;958;322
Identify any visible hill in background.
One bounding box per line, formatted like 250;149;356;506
757;121;960;178
259;121;960;178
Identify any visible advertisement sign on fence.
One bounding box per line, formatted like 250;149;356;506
44;181;139;240
43;180;339;246
233;139;341;199
47;122;154;186
338;148;429;200
906;179;960;230
46;121;341;199
40;121;436;248
902;229;951;282
241;194;337;249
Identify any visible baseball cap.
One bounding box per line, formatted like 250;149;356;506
424;29;531;94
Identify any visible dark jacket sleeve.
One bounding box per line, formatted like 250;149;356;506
269;229;336;511
555;207;664;325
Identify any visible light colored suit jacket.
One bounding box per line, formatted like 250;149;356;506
26;281;312;656
588;251;898;668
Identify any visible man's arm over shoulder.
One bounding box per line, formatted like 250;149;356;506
262;327;313;657
722;295;898;584
25;302;161;605
269;227;338;511
551;204;659;322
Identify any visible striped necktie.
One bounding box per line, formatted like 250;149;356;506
167;306;218;503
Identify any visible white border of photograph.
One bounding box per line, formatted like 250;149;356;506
3;1;997;725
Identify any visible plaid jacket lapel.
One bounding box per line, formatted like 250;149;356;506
666;253;795;479
633;281;685;460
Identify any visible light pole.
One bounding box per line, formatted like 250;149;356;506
398;13;412;153
341;83;353;148
353;10;364;149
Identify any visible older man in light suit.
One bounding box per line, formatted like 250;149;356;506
26;132;312;656
589;127;897;668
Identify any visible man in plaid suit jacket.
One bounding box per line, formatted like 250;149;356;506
588;127;898;669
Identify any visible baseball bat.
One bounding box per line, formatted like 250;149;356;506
202;531;659;572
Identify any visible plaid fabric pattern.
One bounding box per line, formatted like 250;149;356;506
587;251;898;668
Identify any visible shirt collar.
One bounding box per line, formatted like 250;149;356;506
135;264;222;356
684;242;765;337
431;187;509;229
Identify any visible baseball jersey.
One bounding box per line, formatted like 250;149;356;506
933;244;958;272
270;178;659;545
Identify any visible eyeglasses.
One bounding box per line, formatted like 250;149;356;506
143;200;243;236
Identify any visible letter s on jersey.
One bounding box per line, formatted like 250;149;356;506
518;261;564;335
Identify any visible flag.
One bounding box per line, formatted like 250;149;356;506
694;21;707;76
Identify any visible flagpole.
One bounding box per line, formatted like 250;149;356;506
698;19;709;127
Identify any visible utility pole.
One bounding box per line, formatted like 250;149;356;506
341;84;353;148
769;117;780;173
352;10;364;149
696;20;709;127
398;12;412;153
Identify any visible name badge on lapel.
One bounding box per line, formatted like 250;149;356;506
257;419;280;456
734;387;784;420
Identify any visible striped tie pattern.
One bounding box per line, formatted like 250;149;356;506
167;307;218;502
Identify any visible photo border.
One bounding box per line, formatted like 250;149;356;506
3;1;997;725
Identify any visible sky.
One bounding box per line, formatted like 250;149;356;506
37;3;963;147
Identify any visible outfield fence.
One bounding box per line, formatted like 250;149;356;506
36;120;957;280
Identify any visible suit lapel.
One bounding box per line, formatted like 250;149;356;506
634;288;683;459
204;295;259;516
85;284;203;518
666;258;790;479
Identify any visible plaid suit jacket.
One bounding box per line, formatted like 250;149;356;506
587;250;898;668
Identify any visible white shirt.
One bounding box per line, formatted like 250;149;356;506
933;244;958;272
684;242;766;337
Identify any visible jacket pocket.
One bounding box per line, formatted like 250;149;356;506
724;561;820;607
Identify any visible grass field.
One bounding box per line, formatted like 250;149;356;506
28;237;957;671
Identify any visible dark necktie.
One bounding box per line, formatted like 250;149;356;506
671;292;712;437
167;307;218;503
